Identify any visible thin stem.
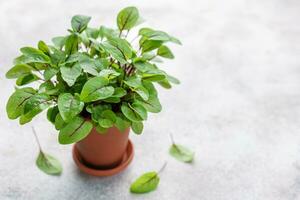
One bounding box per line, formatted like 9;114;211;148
169;133;175;145
32;126;42;152
119;30;123;37
125;30;130;38
158;161;168;174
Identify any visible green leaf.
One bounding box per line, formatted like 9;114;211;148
124;77;142;88
55;114;66;130
99;26;118;39
133;61;155;73
78;55;99;76
20;47;45;56
121;102;147;122
98;110;116;128
44;68;58;81
58;93;84;122
16;73;39;86
80;77;114;102
38;82;59;95
52;36;67;49
85;27;99;39
140;38;163;53
135;81;161;113
134;86;149;101
103;97;120;103
19;47;51;63
132;121;143;135
87;104;111;121
101;37;132;64
21;93;52;123
166;74;180;84
111;87;127;98
36;151;62;175
95;124;107;134
99;69;120;79
130;172;160;194
121;103;143;122
139;28;182;45
169;144;194;163
142;70;166;82
99;119;113;128
38;41;50;55
50;48;66;65
136;94;161;113
6;64;33;79
47;106;59;124
71;15;91;33
115;116;130;132
58;116;93;144
6;87;36;119
117;6;139;31
60;63;82;87
65;34;78;55
157;45;174;59
158;79;172;89
129;102;147;120
101;110;116;121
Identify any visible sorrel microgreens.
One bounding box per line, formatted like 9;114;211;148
6;6;181;144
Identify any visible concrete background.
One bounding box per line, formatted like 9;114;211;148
1;0;300;199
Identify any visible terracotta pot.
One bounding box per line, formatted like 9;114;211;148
73;126;134;176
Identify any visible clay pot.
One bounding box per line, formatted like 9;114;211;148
73;126;134;176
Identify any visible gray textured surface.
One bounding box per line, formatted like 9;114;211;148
1;0;300;199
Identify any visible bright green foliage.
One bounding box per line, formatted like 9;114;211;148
5;6;180;142
169;144;194;163
130;171;160;193
36;151;62;175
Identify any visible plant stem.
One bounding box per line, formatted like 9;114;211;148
169;133;175;145
158;161;168;174
32;126;42;152
125;30;130;38
119;29;123;37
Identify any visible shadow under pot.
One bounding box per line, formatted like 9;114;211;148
72;126;134;176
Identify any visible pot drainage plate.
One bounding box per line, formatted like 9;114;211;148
72;140;134;176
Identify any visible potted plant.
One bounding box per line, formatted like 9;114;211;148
5;6;181;176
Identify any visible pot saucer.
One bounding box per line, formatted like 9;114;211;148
72;140;134;177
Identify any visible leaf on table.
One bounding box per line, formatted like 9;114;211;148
36;151;62;175
130;171;160;194
169;144;194;163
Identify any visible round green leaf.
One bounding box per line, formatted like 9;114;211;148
130;171;160;194
132;121;143;135
99;118;114;128
5;64;33;79
80;77;114;102
54;114;66;130
117;6;139;31
58;117;93;144
130;102;147;120
60;63;82;87
6;87;36;119
16;73;39;86
169;144;194;163
21;93;53;123
121;103;143;122
71;15;91;33
36;151;62;175
134;86;149;101
47;106;59;124
58;93;84;122
157;45;174;59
